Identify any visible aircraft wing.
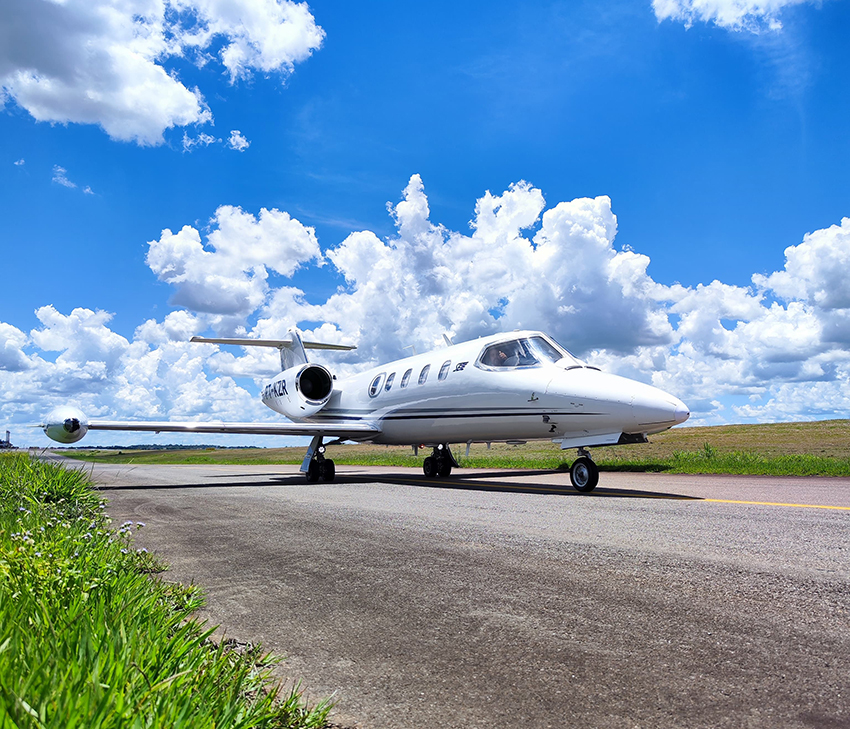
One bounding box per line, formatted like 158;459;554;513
85;419;380;438
43;407;380;444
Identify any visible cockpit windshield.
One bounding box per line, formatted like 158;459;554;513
477;336;585;369
528;336;585;367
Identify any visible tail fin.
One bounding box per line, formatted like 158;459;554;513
191;327;356;371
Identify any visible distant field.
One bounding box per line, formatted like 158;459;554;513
60;419;850;477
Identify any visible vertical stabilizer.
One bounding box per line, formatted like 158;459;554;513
279;328;309;371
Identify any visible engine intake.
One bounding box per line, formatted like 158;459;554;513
297;364;333;403
262;364;334;418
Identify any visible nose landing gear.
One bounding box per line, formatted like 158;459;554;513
422;444;457;478
569;448;599;492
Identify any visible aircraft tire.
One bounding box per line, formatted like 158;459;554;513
321;459;336;482
438;460;452;478
423;456;438;478
570;457;599;492
306;460;321;483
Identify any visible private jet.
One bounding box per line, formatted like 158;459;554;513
43;328;689;492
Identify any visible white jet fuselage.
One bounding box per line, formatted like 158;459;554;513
259;331;688;448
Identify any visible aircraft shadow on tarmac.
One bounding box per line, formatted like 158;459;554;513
343;472;700;501
96;469;699;501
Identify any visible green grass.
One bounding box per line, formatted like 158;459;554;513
0;453;332;728
60;420;850;477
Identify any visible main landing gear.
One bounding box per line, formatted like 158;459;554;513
569;448;599;492
422;443;457;478
303;436;336;483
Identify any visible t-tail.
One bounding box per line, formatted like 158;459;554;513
190;327;356;371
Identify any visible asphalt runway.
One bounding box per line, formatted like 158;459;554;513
86;461;850;728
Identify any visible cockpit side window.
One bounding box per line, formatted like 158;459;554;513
478;339;539;369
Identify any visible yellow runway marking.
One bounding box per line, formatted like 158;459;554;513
705;498;850;511
365;475;850;509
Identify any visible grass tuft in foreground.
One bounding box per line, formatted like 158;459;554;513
0;453;332;728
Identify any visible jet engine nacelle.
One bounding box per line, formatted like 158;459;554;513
263;363;334;419
43;406;89;444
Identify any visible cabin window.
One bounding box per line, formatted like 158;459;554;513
385;373;396;391
368;373;386;397
438;361;451;381
418;364;430;385
400;368;412;388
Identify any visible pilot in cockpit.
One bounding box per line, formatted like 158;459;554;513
482;340;543;368
483;346;509;366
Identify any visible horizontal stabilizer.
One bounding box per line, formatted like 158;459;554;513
190;337;356;351
192;328;356;371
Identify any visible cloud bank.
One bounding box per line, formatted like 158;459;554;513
0;0;324;144
2;175;849;444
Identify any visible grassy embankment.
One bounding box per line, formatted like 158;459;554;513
62;420;850;477
0;452;331;728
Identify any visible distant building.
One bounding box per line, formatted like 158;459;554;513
0;430;14;450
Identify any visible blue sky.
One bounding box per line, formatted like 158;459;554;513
2;0;850;445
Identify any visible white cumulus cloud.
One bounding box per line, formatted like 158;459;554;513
753;217;850;311
0;0;324;145
228;130;250;151
182;132;220;152
146;204;322;319
652;0;815;31
0;323;31;372
51;165;76;189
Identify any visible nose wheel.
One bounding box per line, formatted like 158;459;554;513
423;444;456;478
569;450;599;492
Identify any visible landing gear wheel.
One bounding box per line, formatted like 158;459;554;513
321;459;336;482
570;456;599;492
438;460;452;478
423;456;438;478
306;459;321;483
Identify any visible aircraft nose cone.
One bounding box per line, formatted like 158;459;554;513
630;386;690;433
